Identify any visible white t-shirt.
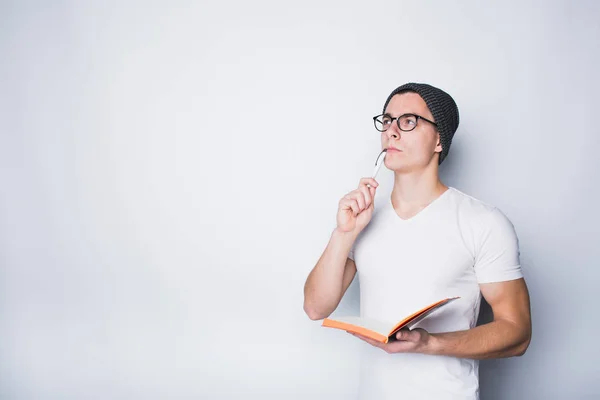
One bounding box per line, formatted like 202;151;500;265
348;186;523;400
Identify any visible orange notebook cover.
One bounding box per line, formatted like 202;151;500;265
321;297;459;343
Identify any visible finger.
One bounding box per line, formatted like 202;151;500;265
395;329;418;342
368;183;376;199
352;333;408;354
341;198;360;216
366;181;379;191
348;190;366;211
350;333;385;348
361;182;376;205
359;177;379;189
358;185;372;209
385;341;413;354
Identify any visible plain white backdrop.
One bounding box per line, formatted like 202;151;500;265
1;1;599;399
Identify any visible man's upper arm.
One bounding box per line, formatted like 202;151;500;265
474;207;531;341
480;278;531;329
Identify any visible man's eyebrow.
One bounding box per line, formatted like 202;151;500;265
383;112;416;117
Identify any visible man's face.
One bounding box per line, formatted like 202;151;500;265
380;92;442;172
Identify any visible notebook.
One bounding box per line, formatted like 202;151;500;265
321;297;460;343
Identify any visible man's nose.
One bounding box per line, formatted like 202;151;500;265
387;124;401;140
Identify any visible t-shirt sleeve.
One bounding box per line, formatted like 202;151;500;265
474;207;524;284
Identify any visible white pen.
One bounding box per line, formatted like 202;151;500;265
367;149;387;188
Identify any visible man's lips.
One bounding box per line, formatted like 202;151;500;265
387;147;401;152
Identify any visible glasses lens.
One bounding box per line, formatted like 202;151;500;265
399;115;417;131
374;115;391;131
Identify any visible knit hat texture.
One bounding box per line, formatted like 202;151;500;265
382;82;459;164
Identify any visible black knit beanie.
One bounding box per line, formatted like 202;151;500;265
382;83;459;164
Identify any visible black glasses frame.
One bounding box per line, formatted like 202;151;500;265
372;113;438;132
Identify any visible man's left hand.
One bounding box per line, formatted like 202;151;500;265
349;328;433;354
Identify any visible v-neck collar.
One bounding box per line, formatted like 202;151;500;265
387;187;453;223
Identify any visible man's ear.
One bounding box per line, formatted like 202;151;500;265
434;134;443;153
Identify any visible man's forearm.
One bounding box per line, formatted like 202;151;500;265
303;228;357;320
425;319;531;359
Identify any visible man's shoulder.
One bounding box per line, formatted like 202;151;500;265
447;187;516;233
447;187;497;216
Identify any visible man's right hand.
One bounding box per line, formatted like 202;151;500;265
336;177;379;234
304;177;378;320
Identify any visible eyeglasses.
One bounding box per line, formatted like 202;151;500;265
373;113;437;132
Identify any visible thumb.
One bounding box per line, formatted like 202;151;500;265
395;328;415;341
369;185;376;198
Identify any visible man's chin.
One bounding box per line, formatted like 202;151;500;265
386;161;413;173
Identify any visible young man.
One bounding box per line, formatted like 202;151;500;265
303;83;532;399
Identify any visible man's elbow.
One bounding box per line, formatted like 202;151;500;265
303;301;330;321
513;344;528;357
514;331;532;357
305;309;324;321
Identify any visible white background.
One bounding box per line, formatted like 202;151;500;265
1;1;599;399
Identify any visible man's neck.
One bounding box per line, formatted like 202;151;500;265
390;165;448;219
